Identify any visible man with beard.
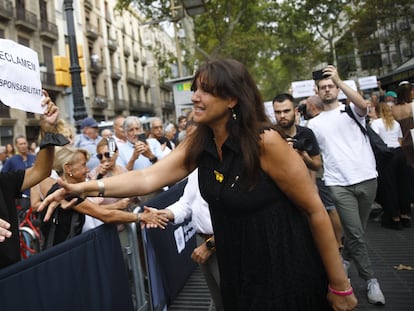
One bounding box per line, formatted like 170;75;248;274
307;65;385;305
273;93;321;175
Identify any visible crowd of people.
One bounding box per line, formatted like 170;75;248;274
0;59;413;310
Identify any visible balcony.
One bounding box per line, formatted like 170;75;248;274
40;21;58;42
114;99;127;111
86;24;99;41
124;46;131;57
108;38;118;53
133;51;139;62
0;0;12;22
127;72;143;86
92;96;108;109
15;8;37;32
84;0;93;11
40;71;56;87
111;67;122;81
89;60;103;76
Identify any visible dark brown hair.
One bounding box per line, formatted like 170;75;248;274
184;59;276;188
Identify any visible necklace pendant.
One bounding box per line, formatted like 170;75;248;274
214;170;224;183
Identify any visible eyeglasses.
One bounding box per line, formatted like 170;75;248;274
96;152;113;160
319;84;337;91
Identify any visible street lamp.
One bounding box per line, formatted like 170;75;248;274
63;0;87;122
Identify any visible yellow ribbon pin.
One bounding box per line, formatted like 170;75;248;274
214;170;224;183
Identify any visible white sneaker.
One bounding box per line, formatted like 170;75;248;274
342;259;350;276
367;278;385;305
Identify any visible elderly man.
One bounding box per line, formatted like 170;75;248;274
112;115;126;146
74;117;102;171
148;117;173;157
116;116;162;171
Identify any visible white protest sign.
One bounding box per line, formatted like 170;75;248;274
0;39;44;114
264;101;276;124
358;76;377;90
338;80;358;100
291;80;316;99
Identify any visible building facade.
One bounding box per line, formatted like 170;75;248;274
0;0;177;145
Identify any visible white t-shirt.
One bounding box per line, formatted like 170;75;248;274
308;103;377;186
370;119;402;148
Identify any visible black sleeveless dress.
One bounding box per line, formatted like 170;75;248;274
197;130;331;310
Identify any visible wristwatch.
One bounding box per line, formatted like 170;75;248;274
149;156;157;164
205;237;216;251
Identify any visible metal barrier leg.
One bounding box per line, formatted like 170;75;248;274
126;207;150;311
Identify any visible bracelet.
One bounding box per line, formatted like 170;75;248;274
97;180;105;197
328;284;354;296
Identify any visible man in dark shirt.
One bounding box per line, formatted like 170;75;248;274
0;93;61;268
273;93;321;174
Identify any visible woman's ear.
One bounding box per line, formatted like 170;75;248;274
228;97;237;109
63;163;71;175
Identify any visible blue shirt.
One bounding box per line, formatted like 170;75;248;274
74;133;102;171
116;138;163;171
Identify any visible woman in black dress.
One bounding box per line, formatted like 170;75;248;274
40;59;357;311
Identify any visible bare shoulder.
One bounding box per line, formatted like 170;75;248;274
260;128;285;149
392;103;412;120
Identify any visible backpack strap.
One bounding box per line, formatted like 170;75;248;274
344;104;368;136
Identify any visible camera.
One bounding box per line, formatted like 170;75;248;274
297;103;307;117
292;138;313;152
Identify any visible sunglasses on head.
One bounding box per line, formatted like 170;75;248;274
97;152;113;160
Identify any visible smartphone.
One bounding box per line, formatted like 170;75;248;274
137;133;147;143
312;69;324;81
107;137;117;153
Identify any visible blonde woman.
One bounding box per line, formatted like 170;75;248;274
40;147;165;249
372;102;411;229
31;119;76;211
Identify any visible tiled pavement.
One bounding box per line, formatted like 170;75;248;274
170;210;414;311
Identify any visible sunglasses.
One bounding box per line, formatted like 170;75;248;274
96;152;114;160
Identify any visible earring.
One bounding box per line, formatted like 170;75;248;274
69;172;73;177
231;108;237;120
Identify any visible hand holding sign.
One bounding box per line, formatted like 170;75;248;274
40;90;60;132
0;39;44;114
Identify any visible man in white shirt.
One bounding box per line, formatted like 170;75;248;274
116;116;162;171
308;65;385;305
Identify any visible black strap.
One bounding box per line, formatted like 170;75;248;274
344;105;368;136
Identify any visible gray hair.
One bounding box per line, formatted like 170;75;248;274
149;117;162;129
164;123;176;134
123;116;141;133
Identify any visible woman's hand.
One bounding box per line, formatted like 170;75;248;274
327;291;358;311
0;218;11;242
40;90;59;132
37;178;83;221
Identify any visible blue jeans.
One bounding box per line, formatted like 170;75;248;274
329;178;377;280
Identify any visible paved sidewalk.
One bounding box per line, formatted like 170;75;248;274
348;216;414;310
170;211;414;310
